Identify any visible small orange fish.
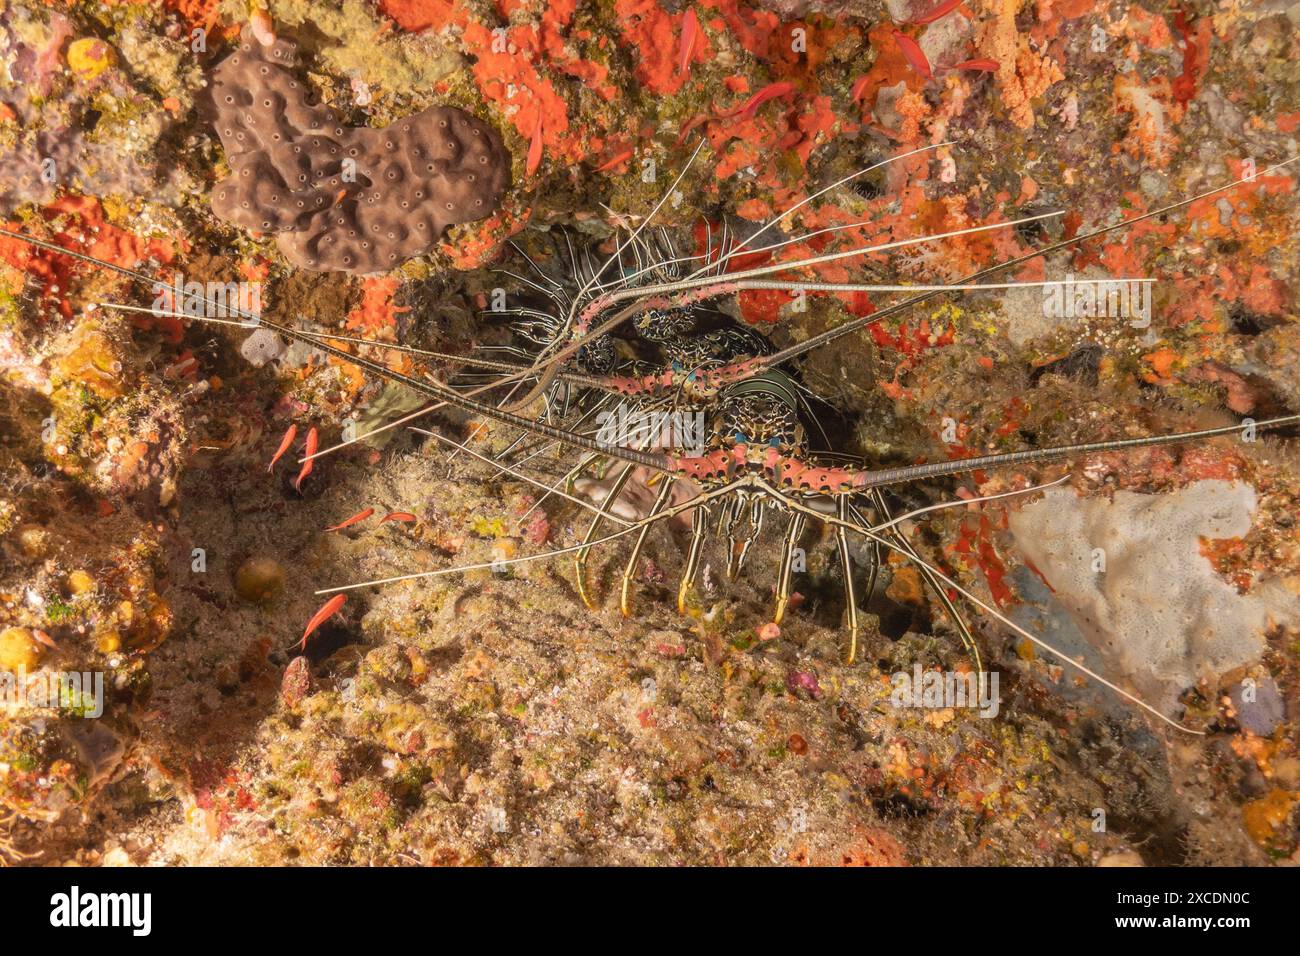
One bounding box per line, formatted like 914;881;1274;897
892;31;932;78
909;0;964;25
721;81;794;119
378;511;418;525
293;426;318;492
850;75;872;103
679;8;699;76
299;594;345;651
954;58;999;72
250;8;276;47
325;507;374;532
676;112;709;145
595;149;635;173
526;113;544;177
268;423;297;473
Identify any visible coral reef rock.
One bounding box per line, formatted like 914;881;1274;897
208;31;509;275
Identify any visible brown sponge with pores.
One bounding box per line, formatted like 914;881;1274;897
208;31;510;275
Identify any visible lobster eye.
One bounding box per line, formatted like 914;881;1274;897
734;431;750;444
768;436;782;447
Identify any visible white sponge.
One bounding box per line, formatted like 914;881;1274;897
1008;480;1297;715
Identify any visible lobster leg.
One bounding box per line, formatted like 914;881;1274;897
859;504;882;612
773;511;807;625
563;452;604;497
735;499;765;577
676;505;708;614
835;496;863;665
724;498;764;580
620;478;676;617
576;463;634;609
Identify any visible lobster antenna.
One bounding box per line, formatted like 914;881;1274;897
598;211;1066;306
498;157;1297;413
684;141;953;280
496;212;1071;413
0;225;669;473
854;415;1300;488
761;156;1300;367
241;333;669;469
92;301;608;387
495;137;711;402
568;137;709;322
867;475;1072;534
